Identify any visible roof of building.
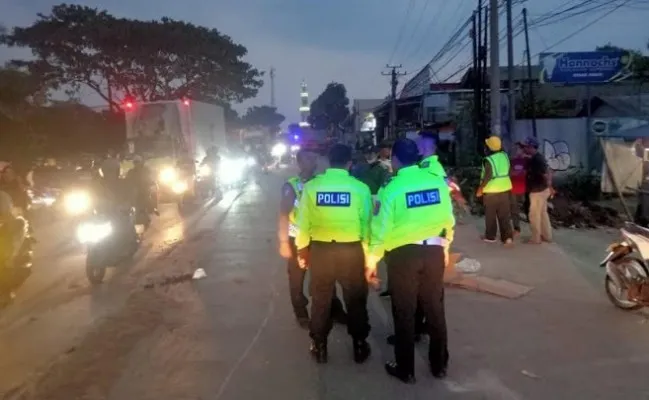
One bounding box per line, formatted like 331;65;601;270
578;94;649;117
459;65;542;87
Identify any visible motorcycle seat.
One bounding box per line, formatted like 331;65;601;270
624;221;649;238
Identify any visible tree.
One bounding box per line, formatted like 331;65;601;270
241;105;285;133
309;82;350;131
1;4;264;111
596;43;649;82
0;67;47;120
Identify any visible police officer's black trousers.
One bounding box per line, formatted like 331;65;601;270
386;244;448;375
287;238;344;321
309;241;370;343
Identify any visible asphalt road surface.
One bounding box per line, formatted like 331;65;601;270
1;169;649;400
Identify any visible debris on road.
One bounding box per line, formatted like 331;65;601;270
521;370;540;379
456;258;481;274
446;275;533;299
548;196;624;229
192;268;207;280
143;272;194;289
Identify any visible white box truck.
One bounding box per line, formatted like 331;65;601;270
124;99;226;172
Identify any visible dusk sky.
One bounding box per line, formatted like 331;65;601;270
1;0;648;124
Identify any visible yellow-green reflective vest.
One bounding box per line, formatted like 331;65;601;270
481;152;513;193
287;176;303;237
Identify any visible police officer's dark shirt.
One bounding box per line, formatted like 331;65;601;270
526;153;549;193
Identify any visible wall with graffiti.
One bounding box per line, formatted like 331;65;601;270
513;118;588;174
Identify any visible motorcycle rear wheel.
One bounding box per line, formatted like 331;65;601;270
86;250;107;285
605;275;643;311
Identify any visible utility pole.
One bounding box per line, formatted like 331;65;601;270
270;67;276;108
477;1;483;144
382;64;407;138
522;8;538;138
489;0;501;136
506;0;515;144
471;12;479;145
482;5;488;138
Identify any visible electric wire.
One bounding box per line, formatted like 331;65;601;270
387;0;417;65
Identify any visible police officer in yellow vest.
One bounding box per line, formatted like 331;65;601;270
295;144;372;364
476;136;514;245
367;138;455;384
277;149;346;328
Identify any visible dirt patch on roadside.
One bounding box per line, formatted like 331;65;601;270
5;289;175;400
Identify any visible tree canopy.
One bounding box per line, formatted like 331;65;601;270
241;105;285;133
308;82;350;130
596;42;649;82
1;4;264;111
0;67;47;120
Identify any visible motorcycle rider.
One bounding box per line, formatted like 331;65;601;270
0;189;31;305
0;164;31;214
96;159;138;246
126;156;159;219
201;146;221;173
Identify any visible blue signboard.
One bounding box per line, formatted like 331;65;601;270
538;51;633;84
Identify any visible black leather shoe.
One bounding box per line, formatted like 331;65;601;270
310;341;327;364
353;340;371;364
332;310;347;325
430;366;447;379
296;318;309;329
379;290;391;297
386;334;421;345
385;362;416;384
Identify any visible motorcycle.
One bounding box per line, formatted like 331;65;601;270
0;216;35;307
157;165;195;212
195;163;219;200
77;207;139;285
600;221;649;310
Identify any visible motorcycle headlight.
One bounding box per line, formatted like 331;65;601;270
64;190;91;215
76;221;112;244
246;157;256;166
172;180;188;194
219;158;246;184
271;143;287;157
159;166;178;184
198;164;211;178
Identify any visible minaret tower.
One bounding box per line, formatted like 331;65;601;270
299;80;310;127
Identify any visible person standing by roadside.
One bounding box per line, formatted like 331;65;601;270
509;143;528;236
294;144;372;364
277;149;347;328
476;136;513;245
522;137;553;244
367;138;455;383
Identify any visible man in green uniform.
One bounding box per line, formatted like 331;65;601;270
476;136;513;245
417;130;447;178
356;143;392;195
277;149;346;328
367;138;455;384
295;143;372;364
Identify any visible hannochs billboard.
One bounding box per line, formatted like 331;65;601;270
538;51;633;84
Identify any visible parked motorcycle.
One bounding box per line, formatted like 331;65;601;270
600;221;649;310
0;216;35;307
77;208;139;285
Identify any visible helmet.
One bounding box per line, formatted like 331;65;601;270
100;158;121;179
